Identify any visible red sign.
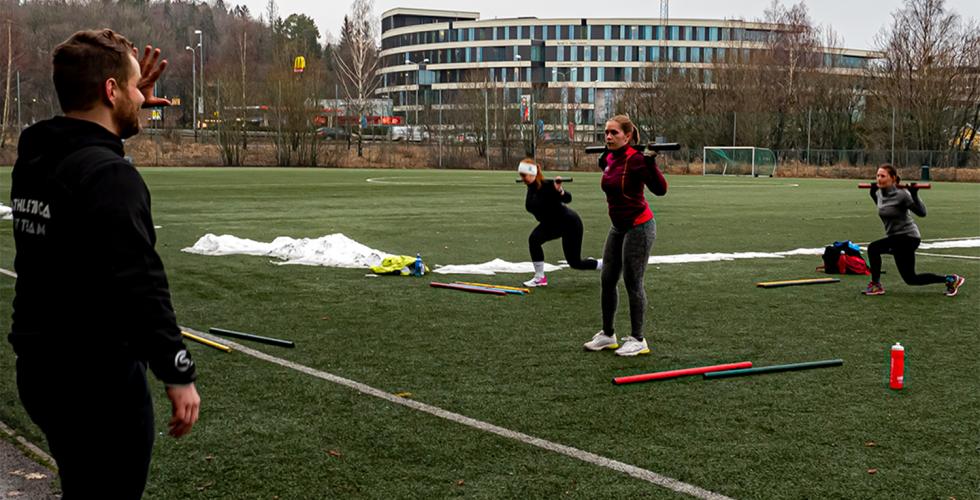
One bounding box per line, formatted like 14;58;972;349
333;115;402;126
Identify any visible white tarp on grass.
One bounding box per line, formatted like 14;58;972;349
182;233;392;268
920;239;980;250
182;234;980;275
432;259;568;275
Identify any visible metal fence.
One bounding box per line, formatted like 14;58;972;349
775;149;978;168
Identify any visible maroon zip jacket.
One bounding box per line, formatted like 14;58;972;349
599;145;668;229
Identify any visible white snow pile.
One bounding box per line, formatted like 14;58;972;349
920;238;980;250
0;202;12;220
649;247;824;265
182;233;393;268
181;232;980;275
432;259;568;276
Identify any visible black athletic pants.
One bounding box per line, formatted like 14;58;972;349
16;352;155;499
528;211;598;270
867;234;946;286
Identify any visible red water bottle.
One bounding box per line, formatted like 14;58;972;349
889;342;905;390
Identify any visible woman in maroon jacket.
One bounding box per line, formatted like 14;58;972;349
583;115;667;356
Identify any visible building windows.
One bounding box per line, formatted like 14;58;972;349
691;47;700;63
704;47;714;62
604;25;612;39
670;26;679;40
611;46;619;62
708;27;719;41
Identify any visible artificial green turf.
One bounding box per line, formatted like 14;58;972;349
1;168;978;498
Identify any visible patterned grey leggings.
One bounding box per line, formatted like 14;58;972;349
601;219;656;340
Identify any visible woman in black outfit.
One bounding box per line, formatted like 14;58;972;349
518;159;599;287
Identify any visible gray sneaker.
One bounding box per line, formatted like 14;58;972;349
583;330;619;351
615;337;650;357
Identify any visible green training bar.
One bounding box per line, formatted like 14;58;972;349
703;359;843;380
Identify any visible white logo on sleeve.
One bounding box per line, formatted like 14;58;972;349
174;350;194;372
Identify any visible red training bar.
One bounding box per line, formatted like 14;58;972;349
613;361;753;385
858;182;931;189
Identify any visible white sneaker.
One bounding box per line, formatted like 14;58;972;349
615;337;650;357
523;275;548;287
583;330;619;351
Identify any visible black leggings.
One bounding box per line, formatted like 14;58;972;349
528;212;598;270
867;235;945;286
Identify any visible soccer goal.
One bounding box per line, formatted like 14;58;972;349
702;147;778;177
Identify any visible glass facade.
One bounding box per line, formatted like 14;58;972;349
380;12;875;126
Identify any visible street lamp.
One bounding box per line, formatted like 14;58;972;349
185;45;197;140
194;30;204;130
514;54;522;84
556;69;570;137
405;57;429;126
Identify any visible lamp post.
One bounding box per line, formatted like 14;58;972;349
514;53;522;85
556;69;570;166
194;30;204;130
185;45;197;141
406;57;429;126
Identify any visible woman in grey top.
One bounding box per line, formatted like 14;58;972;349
863;164;965;297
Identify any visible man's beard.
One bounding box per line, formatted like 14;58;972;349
114;95;142;139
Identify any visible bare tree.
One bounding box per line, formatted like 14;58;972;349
333;0;380;157
1;19;13;148
871;0;966;153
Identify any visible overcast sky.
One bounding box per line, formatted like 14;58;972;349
244;0;979;51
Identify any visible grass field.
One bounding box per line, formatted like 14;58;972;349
1;167;978;499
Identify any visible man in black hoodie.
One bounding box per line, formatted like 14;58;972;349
8;29;200;498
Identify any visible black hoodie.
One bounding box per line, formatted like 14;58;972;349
8;116;195;385
525;179;573;223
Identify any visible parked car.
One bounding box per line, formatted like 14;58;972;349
316;127;350;139
391;126;429;142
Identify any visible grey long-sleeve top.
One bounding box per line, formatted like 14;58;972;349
870;185;926;238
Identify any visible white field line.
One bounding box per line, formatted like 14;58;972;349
182;326;733;500
917;252;980;260
365;176;504;187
